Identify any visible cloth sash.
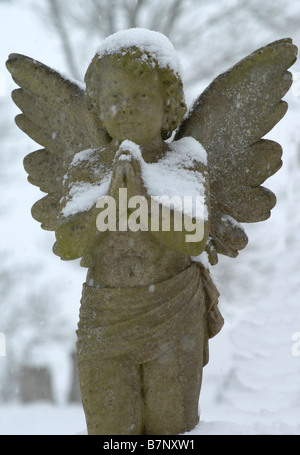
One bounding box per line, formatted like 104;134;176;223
76;262;223;365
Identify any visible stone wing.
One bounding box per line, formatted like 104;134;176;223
176;38;297;264
6;53;109;259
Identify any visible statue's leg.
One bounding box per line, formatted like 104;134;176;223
77;356;144;435
142;319;204;435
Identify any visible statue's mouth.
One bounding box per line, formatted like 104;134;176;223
117;119;138;126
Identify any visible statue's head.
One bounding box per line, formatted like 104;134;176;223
84;28;187;143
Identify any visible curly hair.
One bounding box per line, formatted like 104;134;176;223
84;46;187;141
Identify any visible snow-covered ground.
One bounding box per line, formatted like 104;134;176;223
0;403;86;436
1;396;299;435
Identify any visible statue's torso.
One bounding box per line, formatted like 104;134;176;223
86;229;191;288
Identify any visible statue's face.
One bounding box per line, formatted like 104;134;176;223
98;63;164;145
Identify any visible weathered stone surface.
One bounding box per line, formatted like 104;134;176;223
6;29;297;435
176;37;297;261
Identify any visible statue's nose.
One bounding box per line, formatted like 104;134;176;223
121;97;134;113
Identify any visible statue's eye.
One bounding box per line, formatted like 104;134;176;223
136;93;147;99
109;94;120;102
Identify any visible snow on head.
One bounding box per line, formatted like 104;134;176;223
97;28;183;78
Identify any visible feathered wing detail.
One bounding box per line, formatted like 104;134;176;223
22;149;65;230
176;38;297;264
6;53;109;258
6;53;107;154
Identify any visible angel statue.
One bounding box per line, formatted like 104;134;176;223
6;29;297;435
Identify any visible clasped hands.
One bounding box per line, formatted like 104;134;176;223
109;145;147;202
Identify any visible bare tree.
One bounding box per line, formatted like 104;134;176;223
47;0;80;79
32;0;300;89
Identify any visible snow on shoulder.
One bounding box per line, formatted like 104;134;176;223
141;137;208;221
61;178;111;218
97;28;183;77
113;139;208;221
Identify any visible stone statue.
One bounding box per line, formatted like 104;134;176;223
6;29;297;435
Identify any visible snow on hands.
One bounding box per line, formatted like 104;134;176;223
62;139;208;243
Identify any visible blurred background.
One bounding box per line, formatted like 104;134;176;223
0;0;299;434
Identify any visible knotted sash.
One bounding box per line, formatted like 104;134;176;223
76;263;223;365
